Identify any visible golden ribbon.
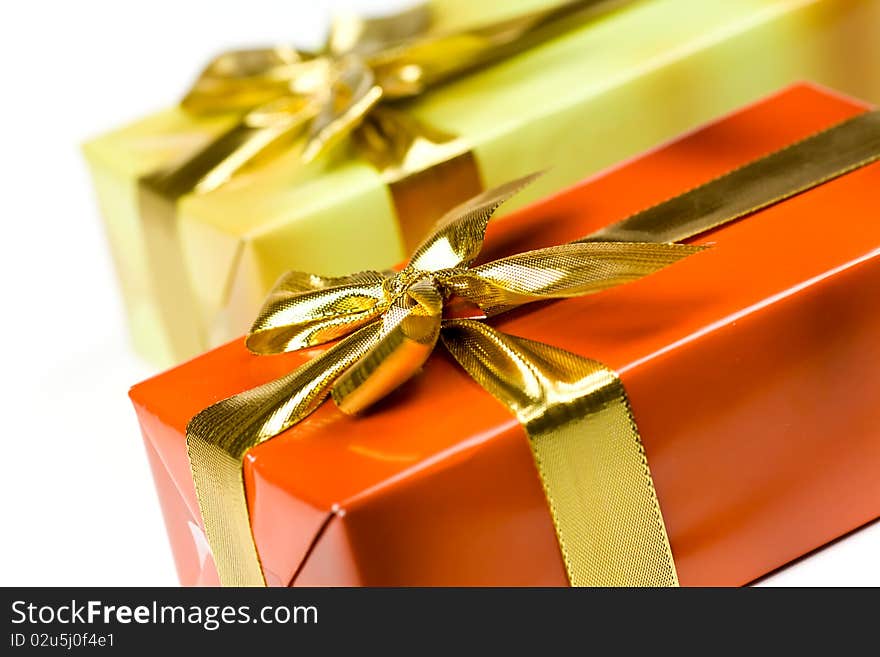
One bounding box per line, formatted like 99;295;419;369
138;0;629;362
187;109;880;587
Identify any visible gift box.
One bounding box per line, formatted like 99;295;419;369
131;83;880;586
85;0;880;367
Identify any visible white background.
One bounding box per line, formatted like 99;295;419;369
0;0;877;587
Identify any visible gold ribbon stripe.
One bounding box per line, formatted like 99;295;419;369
441;322;678;586
585;110;880;244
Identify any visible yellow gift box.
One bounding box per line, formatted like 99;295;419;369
83;0;880;367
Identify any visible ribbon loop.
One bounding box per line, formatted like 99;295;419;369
441;241;703;315
407;171;543;272
182;47;317;115
246;269;389;354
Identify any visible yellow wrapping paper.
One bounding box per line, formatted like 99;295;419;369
83;0;880;366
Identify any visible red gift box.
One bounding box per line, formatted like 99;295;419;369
132;83;880;586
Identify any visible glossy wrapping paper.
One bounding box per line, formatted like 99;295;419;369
130;84;880;586
85;0;880;367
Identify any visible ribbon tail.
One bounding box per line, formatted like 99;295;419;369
185;321;385;586
441;320;678;586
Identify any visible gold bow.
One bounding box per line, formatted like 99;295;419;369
245;172;701;407
186;108;880;587
179;0;626;181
